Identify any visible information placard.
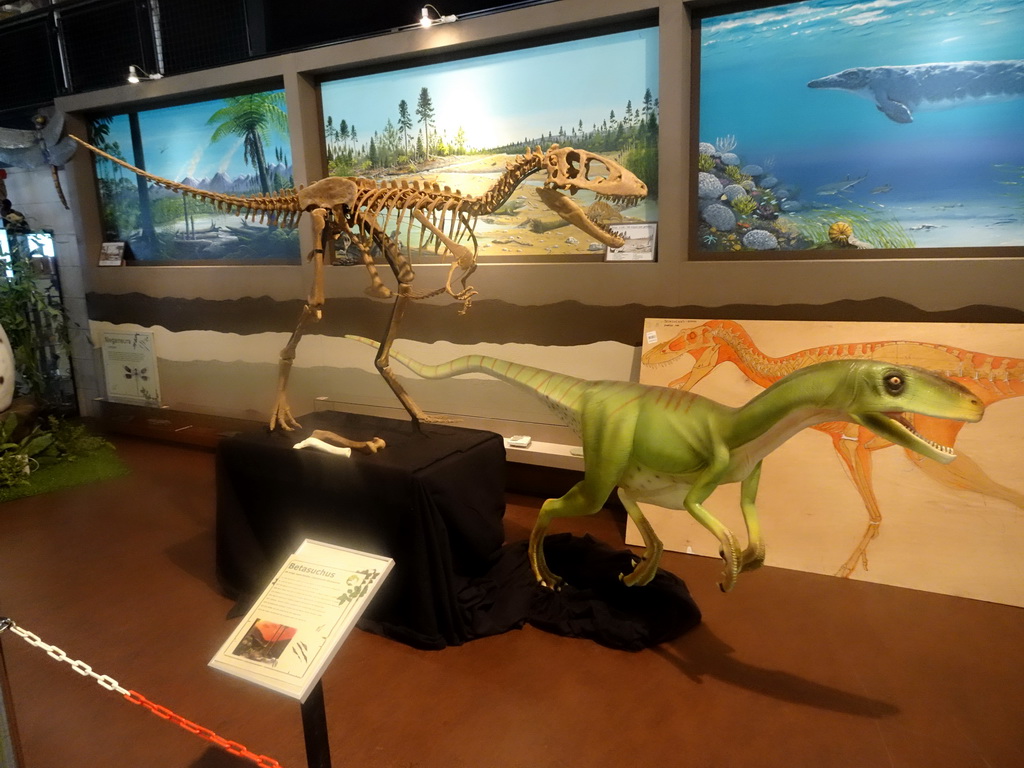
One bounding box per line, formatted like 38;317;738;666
100;331;161;406
209;539;393;702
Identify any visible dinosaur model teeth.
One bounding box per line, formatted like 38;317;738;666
885;412;957;457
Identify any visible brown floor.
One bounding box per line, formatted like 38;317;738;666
0;435;1022;768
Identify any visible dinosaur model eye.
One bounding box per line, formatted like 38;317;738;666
884;373;904;394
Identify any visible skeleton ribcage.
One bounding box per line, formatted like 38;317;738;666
353;185;477;261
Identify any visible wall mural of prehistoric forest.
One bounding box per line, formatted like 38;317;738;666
319;27;659;264
90;90;298;263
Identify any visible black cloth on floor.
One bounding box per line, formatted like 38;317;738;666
467;533;702;651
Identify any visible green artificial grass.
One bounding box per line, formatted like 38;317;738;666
0;446;129;503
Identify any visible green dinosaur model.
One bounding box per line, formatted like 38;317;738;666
345;336;984;592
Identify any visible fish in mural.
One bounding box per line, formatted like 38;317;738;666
807;60;1024;124
814;172;868;196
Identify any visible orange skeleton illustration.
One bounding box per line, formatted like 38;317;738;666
642;319;1024;576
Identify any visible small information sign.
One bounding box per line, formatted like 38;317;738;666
209;539;393;702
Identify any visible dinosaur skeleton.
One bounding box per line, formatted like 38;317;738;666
70;136;647;441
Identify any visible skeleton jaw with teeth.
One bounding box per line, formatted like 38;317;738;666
535;146;648;248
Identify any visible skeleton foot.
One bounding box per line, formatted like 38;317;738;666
270;396;302;432
364;284;394;299
454;288;477;315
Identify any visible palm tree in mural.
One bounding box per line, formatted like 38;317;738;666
206;92;288;194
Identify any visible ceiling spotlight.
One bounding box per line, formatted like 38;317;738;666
127;65;163;84
420;4;457;27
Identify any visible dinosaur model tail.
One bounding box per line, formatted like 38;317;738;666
68;135;303;227
345;335;589;431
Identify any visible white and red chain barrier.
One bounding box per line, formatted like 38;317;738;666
0;617;285;767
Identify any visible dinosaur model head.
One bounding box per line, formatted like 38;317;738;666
813;360;984;464
532;145;647;248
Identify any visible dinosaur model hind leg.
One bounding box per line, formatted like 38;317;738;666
615;488;664;586
530;478;665;589
528;386;666;589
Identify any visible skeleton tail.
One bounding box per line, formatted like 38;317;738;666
68;135;303;227
345;335;588;430
50;165;69;209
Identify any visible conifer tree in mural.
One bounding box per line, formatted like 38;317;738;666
324;86;659;193
207;92;289;195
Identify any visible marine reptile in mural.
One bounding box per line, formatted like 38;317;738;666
70;136;646;442
346;334;983;592
807;60;1024;124
642;319;1024;576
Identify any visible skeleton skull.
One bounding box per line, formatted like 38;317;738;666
536;146;648;248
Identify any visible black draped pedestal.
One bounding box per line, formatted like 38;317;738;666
216;411;508;649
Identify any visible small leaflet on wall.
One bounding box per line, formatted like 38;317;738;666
98;241;126;266
605;222;657;262
100;331;161;406
209;539;393;702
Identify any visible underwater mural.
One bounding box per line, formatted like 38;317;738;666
89;90;298;263
319;28;659;264
696;0;1024;254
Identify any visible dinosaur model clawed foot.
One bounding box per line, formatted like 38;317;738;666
528;521;564;590
620;550;662;587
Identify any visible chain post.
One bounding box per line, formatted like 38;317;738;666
1;618;25;768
